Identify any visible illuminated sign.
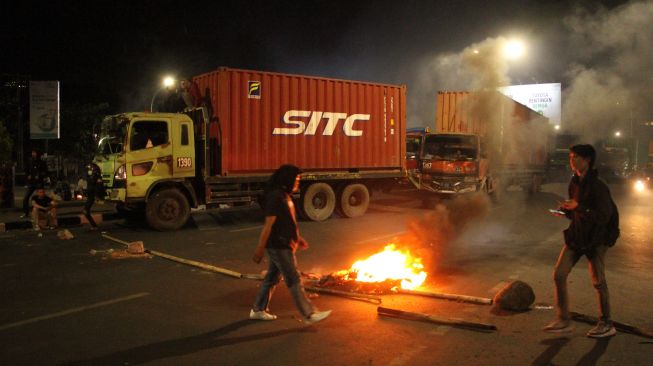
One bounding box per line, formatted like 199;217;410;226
29;81;60;139
499;83;561;126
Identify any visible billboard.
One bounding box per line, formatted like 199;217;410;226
499;83;561;127
29;81;60;139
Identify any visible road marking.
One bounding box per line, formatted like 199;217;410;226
0;292;150;331
229;225;263;233
354;231;406;245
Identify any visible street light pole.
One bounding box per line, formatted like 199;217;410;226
150;76;175;112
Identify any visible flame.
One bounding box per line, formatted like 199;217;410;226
349;244;427;290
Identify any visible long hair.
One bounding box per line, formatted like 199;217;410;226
260;164;301;209
570;144;596;169
268;164;301;194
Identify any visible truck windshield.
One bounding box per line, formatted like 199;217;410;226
97;137;124;155
96;116;127;155
423;135;477;161
406;136;422;158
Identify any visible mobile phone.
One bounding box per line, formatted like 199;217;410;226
549;209;565;215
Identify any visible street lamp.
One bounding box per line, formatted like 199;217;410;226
615;131;621;137
503;39;525;61
150;76;176;112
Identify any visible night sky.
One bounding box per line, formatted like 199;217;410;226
2;0;644;133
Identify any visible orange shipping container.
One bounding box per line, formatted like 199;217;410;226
435;91;550;168
194;68;406;176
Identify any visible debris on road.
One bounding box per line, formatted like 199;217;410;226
147;249;242;278
89;248;114;255
305;285;382;304
101;233;240;275
492;280;535;311
241;273;264;280
57;229;75;240
395;288;493;305
109;250;152;259
127;241;145;254
377;306;497;332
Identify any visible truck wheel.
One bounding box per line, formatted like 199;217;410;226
145;188;190;231
336;183;370;218
300;183;335;221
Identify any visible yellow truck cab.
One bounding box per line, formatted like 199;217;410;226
94;111;199;230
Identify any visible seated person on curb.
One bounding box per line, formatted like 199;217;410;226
31;188;57;230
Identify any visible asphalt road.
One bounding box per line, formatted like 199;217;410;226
1;184;652;365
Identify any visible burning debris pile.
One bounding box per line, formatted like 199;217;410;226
308;244;427;295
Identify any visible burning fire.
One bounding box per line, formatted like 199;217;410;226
348;244;427;290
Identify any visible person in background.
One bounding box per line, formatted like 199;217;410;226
22;150;48;218
31;188;57;230
180;78;202;108
544;144;620;338
250;164;331;324
82;163;104;231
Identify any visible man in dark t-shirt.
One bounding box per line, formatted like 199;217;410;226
250;165;331;324
31;188;57;230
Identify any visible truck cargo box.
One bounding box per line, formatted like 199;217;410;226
435;91;550;168
194;68;406;176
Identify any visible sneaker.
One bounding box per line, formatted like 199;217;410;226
587;321;617;338
543;319;574;333
249;309;277;321
20;214;28;219
305;310;332;324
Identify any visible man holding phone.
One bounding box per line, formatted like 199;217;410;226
544;144;620;338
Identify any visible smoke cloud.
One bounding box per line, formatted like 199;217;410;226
562;0;653;141
402;193;490;272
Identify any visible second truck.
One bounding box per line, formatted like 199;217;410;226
407;91;550;197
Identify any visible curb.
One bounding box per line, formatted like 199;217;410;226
0;212;122;232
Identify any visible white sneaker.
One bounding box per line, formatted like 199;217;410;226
587;321;617;338
306;310;332;324
249;309;277;321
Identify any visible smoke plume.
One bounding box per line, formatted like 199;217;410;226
402;193;490;271
562;1;653;141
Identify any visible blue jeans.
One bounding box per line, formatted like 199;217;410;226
253;248;315;318
553;245;611;321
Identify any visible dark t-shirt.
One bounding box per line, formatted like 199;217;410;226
32;195;53;209
264;189;298;249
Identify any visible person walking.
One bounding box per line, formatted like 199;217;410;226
250;164;331;324
544;144;620;338
82;162;104;231
21;150;48;218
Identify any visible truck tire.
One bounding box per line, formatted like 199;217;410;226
300;182;335;221
336;183;370;218
145;187;190;231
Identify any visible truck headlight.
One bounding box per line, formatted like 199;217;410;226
114;165;127;180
